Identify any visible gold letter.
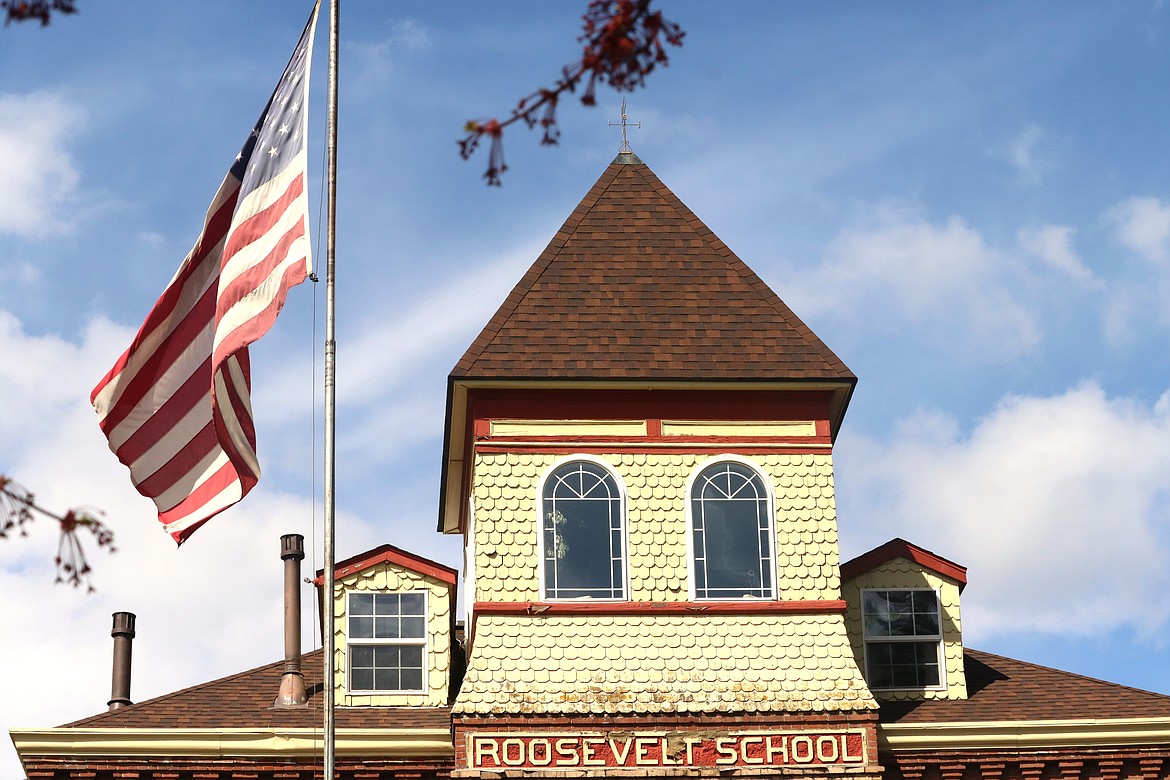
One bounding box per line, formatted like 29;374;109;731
529;739;553;767
841;734;865;763
661;737;678;766
609;737;633;765
715;738;738;765
791;736;814;764
740;736;764;765
555;738;580;766
501;738;525;767
816;736;839;763
765;735;788;764
582;738;606;766
635;737;655;765
473;737;499;768
685;737;702;765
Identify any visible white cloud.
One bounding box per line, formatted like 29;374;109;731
1105;196;1170;264
1017;224;1098;285
840;382;1170;641
790;206;1040;357
391;18;432;51
0;309;388;778
135;230;167;247
346;17;432;85
1004;123;1050;184
0;91;84;236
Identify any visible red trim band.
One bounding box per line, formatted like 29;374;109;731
473;600;848;616
474;443;832;455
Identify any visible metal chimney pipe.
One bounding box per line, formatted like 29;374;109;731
273;533;308;707
108;611;136;712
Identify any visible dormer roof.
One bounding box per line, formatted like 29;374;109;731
313;543;458;586
840;537;968;592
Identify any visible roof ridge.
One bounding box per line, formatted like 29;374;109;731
453;161;626;375
61;649;321;727
967;647;1170;702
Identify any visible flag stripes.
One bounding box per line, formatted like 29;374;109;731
92;4;319;544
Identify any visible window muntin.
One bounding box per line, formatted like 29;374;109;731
862;589;943;689
347;591;427;693
690;460;775;599
541;459;626;600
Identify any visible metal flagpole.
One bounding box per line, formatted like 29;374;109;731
323;0;340;777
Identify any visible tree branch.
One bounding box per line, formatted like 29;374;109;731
459;0;684;185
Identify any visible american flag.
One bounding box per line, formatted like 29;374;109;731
91;3;319;545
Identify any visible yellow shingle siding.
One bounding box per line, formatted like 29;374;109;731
333;563;453;707
472;451;842;603
454;613;877;715
841;559;967;701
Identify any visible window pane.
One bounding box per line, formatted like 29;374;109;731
401;668;424;691
349;593;374;616
374;667;400;691
374;616;399;639
866;640;940;689
349;615;374;639
373;645;400;667
350;667;373;691
402;616;426;638
691;462;772;599
913;591;940;635
400;592;426;616
863;590;940;638
372;593;400;616
543;461;624;599
401;645;424;668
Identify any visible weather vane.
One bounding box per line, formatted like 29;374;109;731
609;99;640;153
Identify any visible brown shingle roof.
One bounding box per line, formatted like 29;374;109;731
63;649;451;730
54;645;1170;734
452;152;853;382
881;648;1170;723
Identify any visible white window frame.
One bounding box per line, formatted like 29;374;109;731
536;455;629;602
345;589;429;695
860;587;946;691
685;455;778;601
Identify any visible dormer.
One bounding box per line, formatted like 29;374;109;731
840;538;968;701
316;544;458;707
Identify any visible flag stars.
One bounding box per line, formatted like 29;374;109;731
278;123;290;136
267;145;280;158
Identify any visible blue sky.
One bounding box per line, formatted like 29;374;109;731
4;2;1170;774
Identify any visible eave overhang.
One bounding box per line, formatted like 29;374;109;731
10;726;455;760
437;374;855;534
879;716;1170;752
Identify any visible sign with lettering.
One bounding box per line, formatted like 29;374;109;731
467;731;867;769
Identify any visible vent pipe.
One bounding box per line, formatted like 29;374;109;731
108;611;136;712
274;533;308;707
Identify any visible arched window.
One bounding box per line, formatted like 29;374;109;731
540;459;626;600
689;459;775;599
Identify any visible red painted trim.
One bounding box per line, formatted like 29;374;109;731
646;418;663;436
473;443;831;456
839;538;967;590
312;543;458;586
473;600;848;616
471;388;836;423
476;434;832;445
